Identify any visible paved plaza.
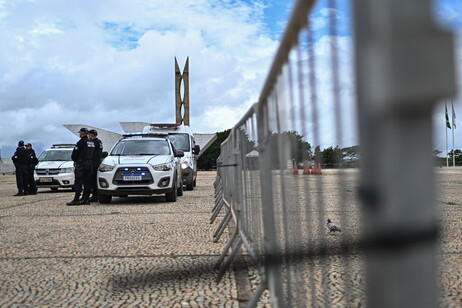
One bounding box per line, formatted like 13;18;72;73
0;172;242;307
1;170;461;307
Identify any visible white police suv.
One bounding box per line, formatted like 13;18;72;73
97;134;184;203
142;124;200;190
34;144;75;191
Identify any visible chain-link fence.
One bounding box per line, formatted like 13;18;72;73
213;0;456;307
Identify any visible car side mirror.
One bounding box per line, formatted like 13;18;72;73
102;151;108;158
193;145;200;155
175;150;185;158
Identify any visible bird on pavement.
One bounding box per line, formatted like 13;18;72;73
327;219;341;234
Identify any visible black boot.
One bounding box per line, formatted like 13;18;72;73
66;193;81;206
23;190;29;195
14;190;24;196
78;192;90;205
89;195;98;202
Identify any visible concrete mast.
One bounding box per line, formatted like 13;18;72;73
175;57;190;126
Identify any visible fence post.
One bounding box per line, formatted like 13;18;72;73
255;102;286;307
353;0;456;307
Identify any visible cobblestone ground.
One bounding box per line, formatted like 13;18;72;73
239;170;462;307
0;171;239;307
1;170;462;307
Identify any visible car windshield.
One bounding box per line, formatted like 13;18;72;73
111;139;171;156
167;133;190;152
38;150;72;161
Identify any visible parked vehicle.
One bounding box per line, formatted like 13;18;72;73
97;134;184;203
142;124;200;190
34;144;75;191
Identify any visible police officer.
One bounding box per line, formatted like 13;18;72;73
11;140;29;196
67;128;96;206
88;129;103;202
25;143;38;195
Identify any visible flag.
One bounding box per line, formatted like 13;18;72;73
446;103;451;129
452;101;456;129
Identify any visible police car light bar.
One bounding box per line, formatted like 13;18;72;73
123;132;168;138
149;123;180;129
51;144;75;148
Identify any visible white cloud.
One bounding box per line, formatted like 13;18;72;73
1;0;458;158
0;0;278;154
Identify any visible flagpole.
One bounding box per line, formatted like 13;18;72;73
446;123;449;167
452;100;457;167
453;122;455;167
446;102;449;167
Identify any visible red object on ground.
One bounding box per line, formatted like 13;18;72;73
303;163;322;175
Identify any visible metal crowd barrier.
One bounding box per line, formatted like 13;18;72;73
212;0;456;307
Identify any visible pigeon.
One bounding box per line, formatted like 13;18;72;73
327;219;341;234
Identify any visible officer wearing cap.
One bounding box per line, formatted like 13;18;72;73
88;129;103;202
11;140;29;196
25;143;38;195
67;128;96;206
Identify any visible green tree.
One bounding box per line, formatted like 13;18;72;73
197;129;231;170
321;146;342;167
269;131;312;167
448;149;462;165
313;146;322;163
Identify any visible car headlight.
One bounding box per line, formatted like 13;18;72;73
60;167;74;174
181;159;190;169
99;164;115;172
152;163;172;171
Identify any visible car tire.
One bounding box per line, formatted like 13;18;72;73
99;194;112;204
186;182;194;191
165;183;177;202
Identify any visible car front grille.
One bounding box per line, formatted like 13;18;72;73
113;167;154;185
36;169;61;175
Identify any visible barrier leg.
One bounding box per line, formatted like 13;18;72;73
213;228;239;270
215;238;243;283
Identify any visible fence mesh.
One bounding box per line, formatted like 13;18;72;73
214;0;456;307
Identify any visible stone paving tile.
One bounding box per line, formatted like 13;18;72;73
1;171;462;307
0;171;237;307
0;213;226;258
0;256;237;307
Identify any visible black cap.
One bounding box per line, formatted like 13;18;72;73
18;140;24;146
78;128;88;134
26;143;32;147
88;129;98;136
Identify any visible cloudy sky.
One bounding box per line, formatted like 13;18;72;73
0;0;461;157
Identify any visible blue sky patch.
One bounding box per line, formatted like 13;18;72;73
101;22;144;50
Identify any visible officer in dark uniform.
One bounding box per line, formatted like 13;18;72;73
88;129;103;202
25;143;38;195
11;140;29;196
67;128;96;206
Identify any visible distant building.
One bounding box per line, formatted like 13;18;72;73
63;124;123;152
65;123;217;158
0;158;15;174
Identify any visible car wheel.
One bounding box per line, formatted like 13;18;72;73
177;181;183;196
98;194;112;204
50;187;58;191
165;183;177;202
186;182;194;191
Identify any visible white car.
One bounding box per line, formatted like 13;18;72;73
142;124;200;190
34;144;75;191
97;135;184;203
